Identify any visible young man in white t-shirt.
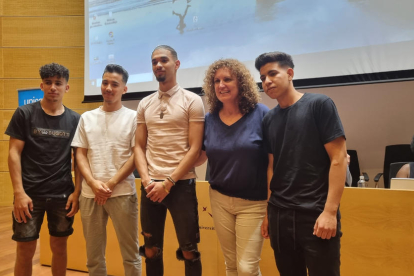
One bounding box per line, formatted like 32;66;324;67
72;64;141;276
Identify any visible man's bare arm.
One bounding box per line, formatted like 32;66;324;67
396;164;410;178
8;137;32;223
170;121;204;182
106;151;136;190
75;147;111;205
194;150;207;167
146;121;204;202
134;123;151;187
261;153;274;239
66;149;83;216
314;136;347;239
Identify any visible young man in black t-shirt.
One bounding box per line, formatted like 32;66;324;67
5;63;81;276
255;52;347;276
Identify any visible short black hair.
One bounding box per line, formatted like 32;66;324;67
103;64;129;84
39;63;69;82
255;51;294;71
152;45;178;60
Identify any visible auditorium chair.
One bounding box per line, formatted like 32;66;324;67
347;149;369;187
373;144;414;188
389;162;408;180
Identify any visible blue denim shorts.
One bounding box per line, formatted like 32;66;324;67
12;197;74;242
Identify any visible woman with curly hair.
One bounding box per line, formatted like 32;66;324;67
196;59;270;276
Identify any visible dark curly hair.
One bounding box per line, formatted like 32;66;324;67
39;63;69;82
202;59;260;114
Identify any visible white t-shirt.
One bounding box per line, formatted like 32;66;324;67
72;106;136;198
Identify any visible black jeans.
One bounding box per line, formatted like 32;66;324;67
268;204;342;276
140;179;201;276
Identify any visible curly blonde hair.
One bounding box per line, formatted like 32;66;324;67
202;59;260;114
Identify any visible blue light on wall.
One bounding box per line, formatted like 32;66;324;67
18;88;43;106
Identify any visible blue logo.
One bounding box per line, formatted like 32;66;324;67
18;88;43;106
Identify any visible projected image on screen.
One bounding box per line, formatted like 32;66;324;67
84;0;414;97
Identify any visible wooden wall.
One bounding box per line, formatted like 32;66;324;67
0;0;100;206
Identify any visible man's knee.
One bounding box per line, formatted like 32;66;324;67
139;245;161;259
238;261;261;276
50;236;68;255
176;248;201;261
16;241;37;260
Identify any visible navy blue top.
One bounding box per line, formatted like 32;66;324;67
203;103;269;200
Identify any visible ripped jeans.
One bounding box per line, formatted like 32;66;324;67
140;179;201;276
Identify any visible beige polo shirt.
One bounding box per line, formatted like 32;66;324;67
137;84;205;180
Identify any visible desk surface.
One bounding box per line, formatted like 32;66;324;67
40;182;414;276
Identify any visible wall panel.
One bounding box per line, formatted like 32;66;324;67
2;0;84;16
0;48;3;78
2;17;84;47
0;17;3;46
0;0;87;205
3;48;84;79
0;80;4;109
2;79;100;110
0;173;13;206
0;140;8;171
1;110;14;141
3;79;42;109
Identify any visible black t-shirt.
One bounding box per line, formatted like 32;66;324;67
5;101;80;198
262;93;345;211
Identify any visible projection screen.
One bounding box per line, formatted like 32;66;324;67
84;0;414;101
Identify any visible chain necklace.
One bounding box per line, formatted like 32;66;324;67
159;94;172;119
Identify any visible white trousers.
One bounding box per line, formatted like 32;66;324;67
79;194;142;276
209;187;267;276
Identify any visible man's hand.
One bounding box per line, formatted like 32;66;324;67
146;182;169;203
142;178;155;192
105;179;118;193
66;193;80;217
313;210;337;239
90;180;112;205
90;180;112;196
261;214;269;239
13;192;33;223
94;195;109;206
94;180;119;206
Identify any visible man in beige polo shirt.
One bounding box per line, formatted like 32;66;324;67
135;45;205;276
